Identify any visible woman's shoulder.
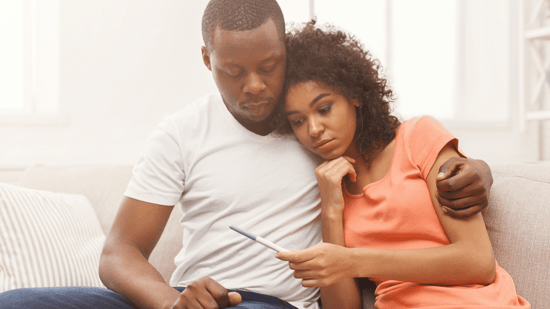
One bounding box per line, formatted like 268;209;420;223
400;116;449;139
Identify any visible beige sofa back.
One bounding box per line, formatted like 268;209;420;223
482;162;550;308
18;162;550;308
18;164;182;284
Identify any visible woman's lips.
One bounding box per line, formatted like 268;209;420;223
313;139;334;149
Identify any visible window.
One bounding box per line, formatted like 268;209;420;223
0;0;64;125
280;0;513;126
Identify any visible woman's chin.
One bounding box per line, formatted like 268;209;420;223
315;150;343;161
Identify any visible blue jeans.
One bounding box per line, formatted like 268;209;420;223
0;286;298;309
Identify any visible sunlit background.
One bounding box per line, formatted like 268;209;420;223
0;0;548;182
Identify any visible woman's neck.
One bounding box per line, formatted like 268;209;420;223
345;138;396;195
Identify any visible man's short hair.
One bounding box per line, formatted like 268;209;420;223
202;0;286;51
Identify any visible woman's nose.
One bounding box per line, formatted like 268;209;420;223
242;73;266;95
308;118;324;137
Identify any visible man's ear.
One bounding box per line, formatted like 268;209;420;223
201;46;212;71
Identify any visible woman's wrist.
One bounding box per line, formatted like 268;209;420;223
322;213;343;231
320;198;344;212
348;248;372;278
322;205;344;219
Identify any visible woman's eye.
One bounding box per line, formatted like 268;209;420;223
289;118;304;127
318;104;332;114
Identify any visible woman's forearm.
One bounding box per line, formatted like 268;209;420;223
320;279;361;309
321;209;345;245
348;241;496;285
320;212;361;309
322;207;494;287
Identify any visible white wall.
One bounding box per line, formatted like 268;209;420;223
0;0;216;166
0;0;540;168
446;1;540;164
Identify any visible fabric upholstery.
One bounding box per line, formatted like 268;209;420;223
0;183;105;292
14;162;550;307
17;164;182;284
482;162;550;308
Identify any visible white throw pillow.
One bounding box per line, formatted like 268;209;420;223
0;183;106;292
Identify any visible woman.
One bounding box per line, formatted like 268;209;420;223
274;21;529;309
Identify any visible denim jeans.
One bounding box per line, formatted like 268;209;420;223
0;286;298;309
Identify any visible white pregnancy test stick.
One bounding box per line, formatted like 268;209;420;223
230;226;289;253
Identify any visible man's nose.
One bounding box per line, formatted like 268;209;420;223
242;73;267;94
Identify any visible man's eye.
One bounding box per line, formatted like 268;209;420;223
227;71;243;77
261;66;276;73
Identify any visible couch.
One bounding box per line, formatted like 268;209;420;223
5;162;550;308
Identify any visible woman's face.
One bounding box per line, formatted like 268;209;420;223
284;81;358;160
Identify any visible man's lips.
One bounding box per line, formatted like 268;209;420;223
243;101;271;109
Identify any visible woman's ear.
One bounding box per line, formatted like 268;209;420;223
351;98;360;107
201;46;212;71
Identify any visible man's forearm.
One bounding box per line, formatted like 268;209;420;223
99;241;180;309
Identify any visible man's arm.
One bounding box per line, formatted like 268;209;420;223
99;197;241;309
436;157;493;218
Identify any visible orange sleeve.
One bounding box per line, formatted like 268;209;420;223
404;116;465;179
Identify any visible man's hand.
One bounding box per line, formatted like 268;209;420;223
436;157;493;218
163;277;242;309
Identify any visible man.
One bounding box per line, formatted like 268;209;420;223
0;0;492;308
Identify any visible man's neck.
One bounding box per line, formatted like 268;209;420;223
237;117;274;136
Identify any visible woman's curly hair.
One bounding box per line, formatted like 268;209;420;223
272;20;400;161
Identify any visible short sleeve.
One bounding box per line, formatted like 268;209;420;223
124;117;186;206
405;116;465;179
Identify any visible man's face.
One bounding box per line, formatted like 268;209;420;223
202;19;286;131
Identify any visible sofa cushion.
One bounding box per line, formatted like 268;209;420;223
18;164;183;284
483;162;550;308
0;183;105;292
18;164;134;235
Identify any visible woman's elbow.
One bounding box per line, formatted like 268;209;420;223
473;250;496;285
480;258;496;285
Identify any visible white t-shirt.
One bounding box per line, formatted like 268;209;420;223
125;93;323;309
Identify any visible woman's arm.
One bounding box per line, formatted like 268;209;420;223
278;143;496;287
351;143;496;285
278;157;361;309
318;207;362;309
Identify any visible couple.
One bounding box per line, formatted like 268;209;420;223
0;0;528;308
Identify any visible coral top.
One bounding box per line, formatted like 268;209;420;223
343;117;529;308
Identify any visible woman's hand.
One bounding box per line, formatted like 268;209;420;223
315;156;356;215
276;242;352;287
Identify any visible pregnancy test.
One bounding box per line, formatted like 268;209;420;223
229;226;289;253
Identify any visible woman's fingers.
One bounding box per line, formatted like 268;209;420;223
316;157;357;183
277;243;347;288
